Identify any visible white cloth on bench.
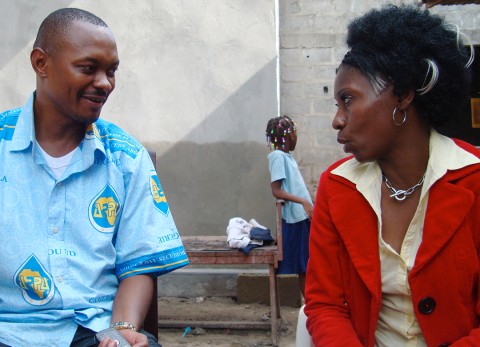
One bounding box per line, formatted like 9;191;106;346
226;217;269;249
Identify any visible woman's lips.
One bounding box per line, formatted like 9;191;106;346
337;137;350;152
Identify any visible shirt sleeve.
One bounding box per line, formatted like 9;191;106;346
114;149;189;280
268;150;286;183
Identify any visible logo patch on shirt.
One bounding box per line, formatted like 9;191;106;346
14;254;55;306
150;171;169;216
89;184;121;233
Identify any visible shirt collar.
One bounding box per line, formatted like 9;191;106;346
83;122;106;159
10;93;35;151
424;129;480;192
10;93;106;161
332;128;480;194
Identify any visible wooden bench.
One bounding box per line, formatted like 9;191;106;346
156;202;284;346
144;151;284;346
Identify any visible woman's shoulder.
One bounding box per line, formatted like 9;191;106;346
320;156;361;187
326;155;356;173
452;138;480;159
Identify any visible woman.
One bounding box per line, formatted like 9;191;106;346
304;4;480;347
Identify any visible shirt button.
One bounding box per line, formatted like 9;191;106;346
53;227;59;234
57;276;63;283
418;297;436;314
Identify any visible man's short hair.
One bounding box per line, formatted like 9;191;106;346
33;8;108;55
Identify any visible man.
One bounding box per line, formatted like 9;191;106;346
0;8;189;346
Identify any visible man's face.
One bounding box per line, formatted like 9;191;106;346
41;20;119;125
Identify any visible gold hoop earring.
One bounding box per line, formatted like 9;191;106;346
392;107;407;126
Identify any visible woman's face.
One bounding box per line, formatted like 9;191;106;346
332;64;399;163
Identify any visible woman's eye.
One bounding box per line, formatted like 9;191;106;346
342;95;352;105
334;95;352;107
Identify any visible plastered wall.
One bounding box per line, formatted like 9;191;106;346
0;0;278;235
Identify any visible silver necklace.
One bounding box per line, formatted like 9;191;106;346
383;174;425;201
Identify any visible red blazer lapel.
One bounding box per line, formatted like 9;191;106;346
413;177;475;274
329;188;382;301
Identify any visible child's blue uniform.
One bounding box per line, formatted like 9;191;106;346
268;150;313;274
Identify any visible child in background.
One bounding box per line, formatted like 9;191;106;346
266;115;314;297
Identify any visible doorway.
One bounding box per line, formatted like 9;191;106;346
437;45;480;146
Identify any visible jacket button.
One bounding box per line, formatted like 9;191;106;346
418;297;436;314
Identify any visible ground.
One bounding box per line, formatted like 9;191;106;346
157;297;299;347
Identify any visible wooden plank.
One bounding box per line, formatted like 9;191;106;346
187;254;276;264
157;319;272;330
183;236;277;251
183;236;279;266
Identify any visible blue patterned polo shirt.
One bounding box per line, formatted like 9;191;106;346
0;94;189;346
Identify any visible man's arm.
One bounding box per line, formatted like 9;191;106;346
100;274;154;346
111;274;154;330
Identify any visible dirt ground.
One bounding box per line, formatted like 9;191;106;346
157;296;300;347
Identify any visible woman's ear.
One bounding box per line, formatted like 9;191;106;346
397;89;415;110
30;48;48;77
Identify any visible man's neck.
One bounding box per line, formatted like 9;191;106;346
33;100;87;157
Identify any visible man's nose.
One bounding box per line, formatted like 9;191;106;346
93;72;114;92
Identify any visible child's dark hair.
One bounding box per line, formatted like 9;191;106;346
265;115;297;150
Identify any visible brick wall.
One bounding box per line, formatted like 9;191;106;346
279;0;480;196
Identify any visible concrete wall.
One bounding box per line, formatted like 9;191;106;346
279;0;480;195
0;0;278;235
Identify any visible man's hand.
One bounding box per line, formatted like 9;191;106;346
97;329;148;347
120;329;148;347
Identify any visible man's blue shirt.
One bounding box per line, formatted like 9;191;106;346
0;94;189;346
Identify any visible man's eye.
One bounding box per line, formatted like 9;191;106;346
107;68;117;78
80;65;94;73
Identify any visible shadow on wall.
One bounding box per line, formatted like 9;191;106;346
153;141;274;236
145;59;278;236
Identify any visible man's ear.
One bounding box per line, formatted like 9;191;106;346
30;48;48;77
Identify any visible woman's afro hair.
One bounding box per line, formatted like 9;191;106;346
342;4;472;127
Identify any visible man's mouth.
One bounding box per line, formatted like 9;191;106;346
82;95;107;104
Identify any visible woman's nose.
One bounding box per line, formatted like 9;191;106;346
332;110;346;130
